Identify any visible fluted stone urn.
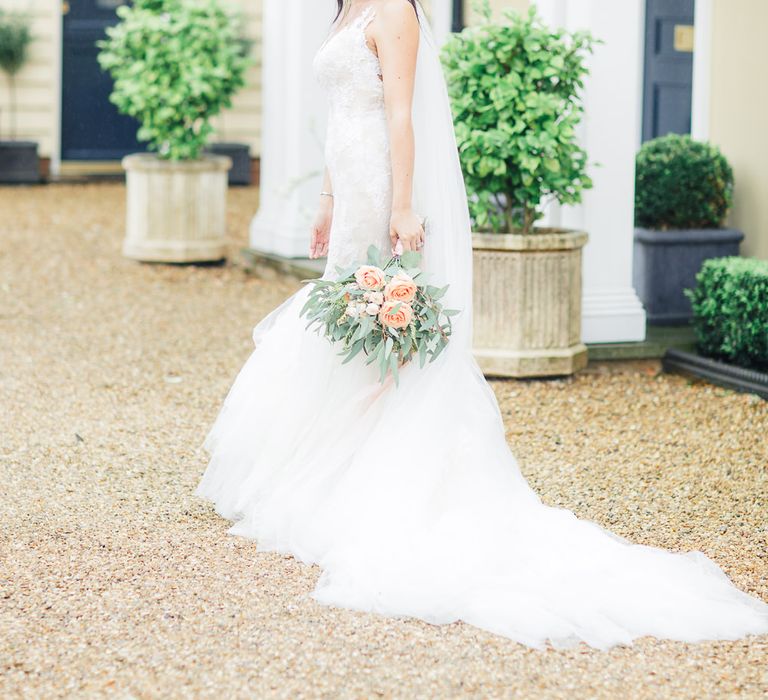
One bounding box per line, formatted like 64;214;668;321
122;154;232;263
472;229;589;378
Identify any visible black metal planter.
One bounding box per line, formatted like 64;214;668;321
633;227;744;325
205;142;252;186
663;349;768;399
0;141;41;184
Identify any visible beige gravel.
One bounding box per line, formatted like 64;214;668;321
1;183;767;699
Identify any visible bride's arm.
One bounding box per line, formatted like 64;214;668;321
372;1;424;253
309;167;333;259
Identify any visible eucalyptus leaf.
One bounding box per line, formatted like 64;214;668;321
342;338;366;364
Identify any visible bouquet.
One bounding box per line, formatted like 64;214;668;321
300;245;459;385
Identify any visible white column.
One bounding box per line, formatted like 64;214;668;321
249;0;334;258
538;0;647;344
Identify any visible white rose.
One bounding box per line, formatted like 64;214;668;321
370;291;384;305
346;304;359;318
356;302;367;315
366;303;380;316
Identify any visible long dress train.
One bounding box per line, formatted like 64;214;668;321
195;5;768;649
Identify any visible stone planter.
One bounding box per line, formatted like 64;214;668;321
472;229;589;378
633;227;744;325
122;154;232;263
205;142;252;186
0;141;40;184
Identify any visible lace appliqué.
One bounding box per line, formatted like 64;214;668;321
313;7;392;275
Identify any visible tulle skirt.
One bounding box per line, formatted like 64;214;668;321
196;285;768;650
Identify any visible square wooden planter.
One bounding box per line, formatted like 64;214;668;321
472;229;589;378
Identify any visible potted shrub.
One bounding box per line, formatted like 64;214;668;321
0;10;40;184
98;0;250;262
662;257;768;399
442;3;596;377
633;134;742;325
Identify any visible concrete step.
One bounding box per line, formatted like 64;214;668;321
588;325;697;361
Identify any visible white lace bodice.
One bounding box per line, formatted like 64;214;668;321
313;6;393;274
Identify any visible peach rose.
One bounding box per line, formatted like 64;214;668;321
384;272;417;303
354;265;386;291
378;300;413;330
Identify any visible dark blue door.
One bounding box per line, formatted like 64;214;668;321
61;0;143;160
452;0;464;32
642;0;695;142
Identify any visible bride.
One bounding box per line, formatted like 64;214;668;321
196;0;768;649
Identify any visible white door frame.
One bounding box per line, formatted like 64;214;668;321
691;0;713;140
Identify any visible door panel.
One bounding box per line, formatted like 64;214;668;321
61;0;143;160
642;0;695;142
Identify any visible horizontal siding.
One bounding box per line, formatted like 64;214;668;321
2;0;263;161
2;0;59;157
211;0;262;156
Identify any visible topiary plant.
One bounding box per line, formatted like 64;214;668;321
0;10;33;139
635;134;734;230
97;0;250;161
686;257;768;370
441;1;597;234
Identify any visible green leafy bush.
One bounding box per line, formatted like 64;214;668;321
441;2;597;234
97;0;250;161
0;10;33;138
686;257;768;370
635;134;734;230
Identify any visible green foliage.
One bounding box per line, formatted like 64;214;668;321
441;1;597;233
635;134;734;230
686;257;768;371
0;10;31;76
97;0;251;161
0;10;33;139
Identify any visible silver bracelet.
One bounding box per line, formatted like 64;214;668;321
320;191;334;198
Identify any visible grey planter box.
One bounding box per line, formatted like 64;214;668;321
205;142;252;186
0;141;40;184
633;227;744;325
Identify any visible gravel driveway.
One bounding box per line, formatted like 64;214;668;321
2;184;767;699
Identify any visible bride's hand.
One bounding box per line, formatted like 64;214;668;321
390;208;425;254
309;197;333;259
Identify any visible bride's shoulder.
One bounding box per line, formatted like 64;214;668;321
371;0;419;31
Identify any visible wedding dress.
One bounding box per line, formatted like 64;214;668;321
196;4;768;649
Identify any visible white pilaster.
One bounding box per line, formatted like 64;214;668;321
249;0;333;258
429;0;455;46
691;0;713;140
538;0;647;344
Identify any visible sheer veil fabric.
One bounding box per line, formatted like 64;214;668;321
195;2;768;649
